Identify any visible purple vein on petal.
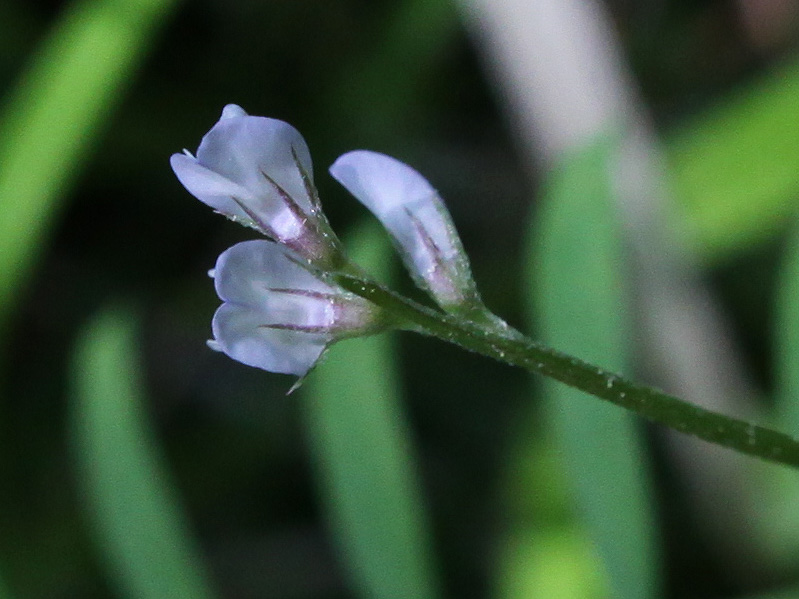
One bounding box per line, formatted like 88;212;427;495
229;195;278;239
404;206;452;280
257;323;332;334
264;287;339;301
259;168;309;225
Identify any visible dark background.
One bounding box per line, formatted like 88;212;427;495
2;0;797;597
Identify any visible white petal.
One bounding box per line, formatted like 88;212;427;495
210;241;346;376
196;114;314;216
170;153;259;225
173;108;324;245
212;303;327;376
330;150;435;214
213;240;332;307
220;104;248;120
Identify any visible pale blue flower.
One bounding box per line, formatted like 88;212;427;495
171;105;340;267
173;107;495;375
209;240;383;377
330;150;480;311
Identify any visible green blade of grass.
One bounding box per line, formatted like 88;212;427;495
0;0;177;328
526;134;660;599
70;307;215;599
325;0;457;146
775;222;799;435
494;425;607;599
740;585;799;599
302;220;440;599
756;219;799;568
667;55;799;262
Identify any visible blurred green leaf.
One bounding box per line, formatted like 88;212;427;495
302;221;440;599
774;221;799;435
740;585;799;599
526;134;659;599
668;55;799;262
70;307;215;599
498;527;605;599
325;0;457;146
775;220;799;434
495;426;606;599
757;217;799;568
0;0;177;329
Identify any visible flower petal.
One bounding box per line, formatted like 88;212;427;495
210;240;336;376
171;105;315;242
220;103;247;120
329;150;478;308
212;302;327;375
213;240;332;307
170;153;261;226
196;109;314;212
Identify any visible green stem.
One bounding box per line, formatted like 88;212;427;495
334;273;799;469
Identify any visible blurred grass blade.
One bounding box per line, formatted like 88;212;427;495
667;55;799;262
0;0;177;328
495;425;607;599
328;0;457;145
526;134;659;599
759;218;799;567
775;222;799;435
740;585;799;599
302;221;440;599
70;307;215;599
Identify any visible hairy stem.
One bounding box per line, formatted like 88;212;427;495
334;273;799;469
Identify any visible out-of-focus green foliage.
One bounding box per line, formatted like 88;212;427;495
70;307;215;599
744;587;799;599
495;427;606;599
668;55;799;263
303;221;440;599
525;134;659;599
327;0;458;146
755;217;799;568
0;577;11;599
0;0;177;330
774;218;799;435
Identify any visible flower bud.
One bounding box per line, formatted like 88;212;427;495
330;150;481;313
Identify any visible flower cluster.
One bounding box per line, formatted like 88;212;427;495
171;104;485;379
